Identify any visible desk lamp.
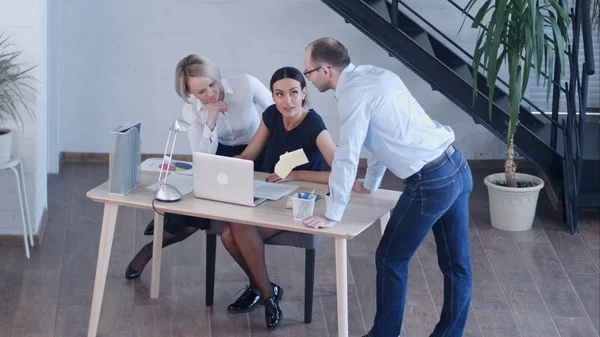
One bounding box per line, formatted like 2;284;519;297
154;119;191;202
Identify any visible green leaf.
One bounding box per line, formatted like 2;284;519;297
534;8;545;83
546;46;555;105
522;30;534;96
547;0;570;23
471;30;486;104
548;12;566;80
488;49;506;120
471;0;493;28
0;32;37;129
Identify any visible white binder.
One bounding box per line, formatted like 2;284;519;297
108;122;141;195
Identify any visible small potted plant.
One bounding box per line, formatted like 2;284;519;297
0;32;36;164
464;0;571;231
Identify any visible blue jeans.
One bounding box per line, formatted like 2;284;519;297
368;148;473;337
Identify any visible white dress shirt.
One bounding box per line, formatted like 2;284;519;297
326;63;455;221
182;73;273;154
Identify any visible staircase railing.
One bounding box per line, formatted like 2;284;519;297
389;0;564;130
562;0;595;233
388;0;594;233
327;0;594;232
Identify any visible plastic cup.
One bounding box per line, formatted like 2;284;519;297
292;194;316;220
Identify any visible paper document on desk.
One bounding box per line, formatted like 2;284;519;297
254;180;298;200
146;173;194;196
274;149;308;179
141;157;193;175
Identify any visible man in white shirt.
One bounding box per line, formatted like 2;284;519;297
302;37;473;337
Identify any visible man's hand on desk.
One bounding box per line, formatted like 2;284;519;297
353;178;372;194
303;215;337;229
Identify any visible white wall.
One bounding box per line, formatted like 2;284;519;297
0;0;48;235
48;0;508;169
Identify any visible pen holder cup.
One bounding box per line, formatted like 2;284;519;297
292;194;317;220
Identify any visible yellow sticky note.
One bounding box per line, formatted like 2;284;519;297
274;148;309;179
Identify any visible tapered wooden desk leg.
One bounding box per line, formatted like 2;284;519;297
375;211;390;241
87;203;119;337
335;237;349;337
150;212;165;298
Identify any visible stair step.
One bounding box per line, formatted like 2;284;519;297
385;1;425;34
494;94;510;111
451;64;473;85
410;32;437;92
579;191;600;208
430;38;467;69
532;121;600;160
410;31;434;55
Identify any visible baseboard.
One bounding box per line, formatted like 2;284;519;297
61;152;193;165
0;207;48;247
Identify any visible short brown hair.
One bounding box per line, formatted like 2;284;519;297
175;54;222;103
307;37;351;70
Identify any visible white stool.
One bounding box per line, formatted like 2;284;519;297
0;157;34;258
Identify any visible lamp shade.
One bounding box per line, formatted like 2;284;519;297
170;119;191;132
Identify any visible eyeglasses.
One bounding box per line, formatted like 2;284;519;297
303;66;331;78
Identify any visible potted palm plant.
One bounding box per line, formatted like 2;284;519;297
464;0;571;231
0;33;36;164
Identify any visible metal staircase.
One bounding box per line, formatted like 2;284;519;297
321;0;598;233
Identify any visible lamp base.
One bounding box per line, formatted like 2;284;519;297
154;183;182;202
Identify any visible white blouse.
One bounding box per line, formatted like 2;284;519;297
182;73;273;154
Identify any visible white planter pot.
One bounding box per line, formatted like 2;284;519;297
0;129;12;164
484;173;545;231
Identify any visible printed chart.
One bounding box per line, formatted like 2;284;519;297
141;158;193;175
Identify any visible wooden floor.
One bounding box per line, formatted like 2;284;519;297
1;162;598;337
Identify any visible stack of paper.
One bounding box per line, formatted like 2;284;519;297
254;180;298;200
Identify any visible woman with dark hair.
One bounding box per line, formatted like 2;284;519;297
220;66;337;330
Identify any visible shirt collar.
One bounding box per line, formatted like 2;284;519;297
334;63;356;99
221;77;234;95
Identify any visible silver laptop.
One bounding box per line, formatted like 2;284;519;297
192;152;267;207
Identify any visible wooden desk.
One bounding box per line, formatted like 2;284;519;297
86;172;400;337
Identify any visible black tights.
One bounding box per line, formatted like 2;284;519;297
129;225;199;271
220;223;281;299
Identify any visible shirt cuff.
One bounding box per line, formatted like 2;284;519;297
325;196;347;222
363;174;383;191
202;124;216;143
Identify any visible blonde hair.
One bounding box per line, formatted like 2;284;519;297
175;54;222;103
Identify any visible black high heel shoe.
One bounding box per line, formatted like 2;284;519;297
125;262;144;279
227;283;283;314
227;286;262;314
272;283;283;301
264;296;282;330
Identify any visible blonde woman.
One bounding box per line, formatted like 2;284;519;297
125;54;273;279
